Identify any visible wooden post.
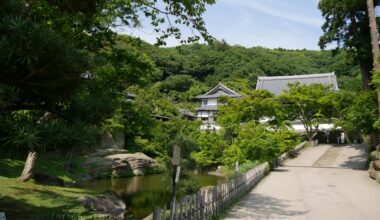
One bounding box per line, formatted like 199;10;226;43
197;191;203;220
193;194;197;220
185;196;189;220
171;145;181;220
163;204;167;220
189;195;193;220
174;201;178;220
153;207;161;220
179;198;183;220
169;201;174;220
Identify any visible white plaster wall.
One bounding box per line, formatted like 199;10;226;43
198;111;210;117
207;98;218;106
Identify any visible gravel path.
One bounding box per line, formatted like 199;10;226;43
224;144;380;220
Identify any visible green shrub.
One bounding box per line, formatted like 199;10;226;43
222;145;244;169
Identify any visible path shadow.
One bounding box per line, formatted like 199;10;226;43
339;144;368;170
272;168;289;172
226;193;307;219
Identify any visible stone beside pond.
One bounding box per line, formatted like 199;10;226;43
83;131;164;179
78;192;126;220
84;150;163;179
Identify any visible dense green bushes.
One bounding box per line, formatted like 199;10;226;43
0;112;100;158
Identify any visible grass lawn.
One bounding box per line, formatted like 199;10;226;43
0;176;98;219
0;153;99;219
0;153;87;182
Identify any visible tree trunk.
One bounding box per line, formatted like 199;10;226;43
367;0;380;70
359;62;372;91
19;151;38;182
367;0;380;149
18;111;54;181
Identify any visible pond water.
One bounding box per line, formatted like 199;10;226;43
76;173;226;219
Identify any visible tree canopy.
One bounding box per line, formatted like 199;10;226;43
319;0;377;91
279;83;335;141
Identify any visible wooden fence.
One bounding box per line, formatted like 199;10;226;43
277;141;307;165
152;141;307;220
152;162;269;220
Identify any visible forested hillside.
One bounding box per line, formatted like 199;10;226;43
135;39;362;95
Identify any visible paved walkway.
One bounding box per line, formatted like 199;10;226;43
224;144;380;220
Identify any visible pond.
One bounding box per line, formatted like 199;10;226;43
76;173;227;219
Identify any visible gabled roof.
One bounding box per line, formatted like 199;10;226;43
178;108;196;118
196;83;241;99
255;72;339;96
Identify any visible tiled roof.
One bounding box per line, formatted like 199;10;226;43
178;108;196;117
196;83;241;99
255;72;339;96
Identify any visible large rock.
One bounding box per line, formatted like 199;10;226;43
369;162;377;180
370;151;380;161
373;160;380;171
84;152;161;178
78;192;126;220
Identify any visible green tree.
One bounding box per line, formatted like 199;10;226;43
161;74;196;93
279;83;335;141
333;91;378;137
218;90;282;126
319;0;376;91
218;89;285;144
232;121;298;163
191;131;228;170
0;0;216;181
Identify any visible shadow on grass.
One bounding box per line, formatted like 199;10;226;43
0;183;97;220
0;159;24;178
9;186;77;203
0;195;86;220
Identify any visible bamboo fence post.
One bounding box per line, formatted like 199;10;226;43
163;204;167;220
179;198;183;220
198;191;203;220
174;201;178;220
185;196;189;220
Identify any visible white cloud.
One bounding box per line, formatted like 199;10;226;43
223;0;323;27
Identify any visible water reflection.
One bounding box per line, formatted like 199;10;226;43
76;173;226;219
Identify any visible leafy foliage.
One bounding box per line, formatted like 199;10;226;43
191;131;228;170
232;122;298;164
333;91;378;134
279;83;335;140
319;0;376;90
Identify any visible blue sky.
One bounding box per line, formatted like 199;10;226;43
122;0;326;50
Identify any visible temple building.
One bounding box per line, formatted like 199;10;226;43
256;72;339;132
196;83;241;127
255;72;339;95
